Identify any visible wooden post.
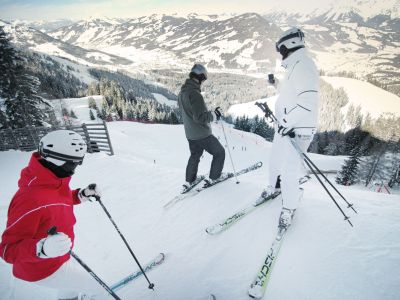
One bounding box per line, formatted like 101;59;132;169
102;120;114;155
82;123;93;153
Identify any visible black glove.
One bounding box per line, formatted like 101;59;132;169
278;126;295;138
78;183;101;202
214;107;222;121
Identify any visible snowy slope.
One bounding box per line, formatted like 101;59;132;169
227;76;400;119
50;95;104;125
322;76;400;118
0;121;399;300
152;93;177;108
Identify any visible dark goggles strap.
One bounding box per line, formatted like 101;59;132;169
40;148;84;164
276;31;305;51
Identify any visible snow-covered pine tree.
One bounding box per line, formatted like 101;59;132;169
5;65;47;128
88;97;97;110
0;26;19;101
1;27;50;128
336;146;363;185
336;126;368;185
0;26;17;128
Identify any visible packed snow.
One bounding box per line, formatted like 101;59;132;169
1;120;399;300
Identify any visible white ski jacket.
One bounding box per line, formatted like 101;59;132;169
275;48;319;130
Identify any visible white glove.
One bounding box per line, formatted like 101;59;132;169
37;232;71;258
78;183;101;202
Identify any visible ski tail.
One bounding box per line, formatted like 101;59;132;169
248;228;286;299
164;161;263;209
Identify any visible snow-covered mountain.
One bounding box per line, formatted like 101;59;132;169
0;20;133;67
49;13;280;73
44;8;399;89
262;0;399;22
264;4;400;88
1;120;399;300
13;19;76;32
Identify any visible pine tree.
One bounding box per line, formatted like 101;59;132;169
0;26;19;101
89;109;96;120
5;66;47;128
336;126;369;185
88;97;97;110
0;109;7;129
70;109;77;119
336;147;363;185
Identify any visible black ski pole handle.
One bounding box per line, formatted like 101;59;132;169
48;226;57;235
88;184;101;201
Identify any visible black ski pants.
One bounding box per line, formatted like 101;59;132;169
186;134;225;182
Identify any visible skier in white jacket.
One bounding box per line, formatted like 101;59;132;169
262;27;319;229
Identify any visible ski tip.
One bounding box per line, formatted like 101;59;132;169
196;294;216;300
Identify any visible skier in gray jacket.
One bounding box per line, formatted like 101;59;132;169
178;64;226;192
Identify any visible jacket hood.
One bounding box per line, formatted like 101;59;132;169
181;78;201;93
18;152;71;189
281;48;308;69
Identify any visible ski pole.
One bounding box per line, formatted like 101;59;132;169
289;143;353;227
289;140;357;214
254;102;356;226
220;121;239;184
92;192;155;290
47;226;122;300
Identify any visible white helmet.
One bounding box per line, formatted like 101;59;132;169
38;130;87;166
276;27;305;53
190;64;208;82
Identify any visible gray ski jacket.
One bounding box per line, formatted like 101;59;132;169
178;79;214;140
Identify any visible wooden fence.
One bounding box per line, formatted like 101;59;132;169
0;121;114;155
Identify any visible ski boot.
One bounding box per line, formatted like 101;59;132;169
278;207;296;230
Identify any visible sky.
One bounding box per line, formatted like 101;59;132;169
0;0;335;21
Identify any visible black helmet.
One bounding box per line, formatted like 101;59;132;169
189;64;208;83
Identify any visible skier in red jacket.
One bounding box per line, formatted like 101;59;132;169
0;130;105;299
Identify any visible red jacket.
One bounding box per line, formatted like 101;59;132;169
0;152;81;282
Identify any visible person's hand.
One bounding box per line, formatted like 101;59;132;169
37;233;71;258
78;183;101;202
213;107;222;121
278;125;295;138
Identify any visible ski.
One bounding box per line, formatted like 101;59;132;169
110;253;165;291
163;161;263;209
197;294;216;300
205;175;310;235
248;226;287;299
181;175;206;194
